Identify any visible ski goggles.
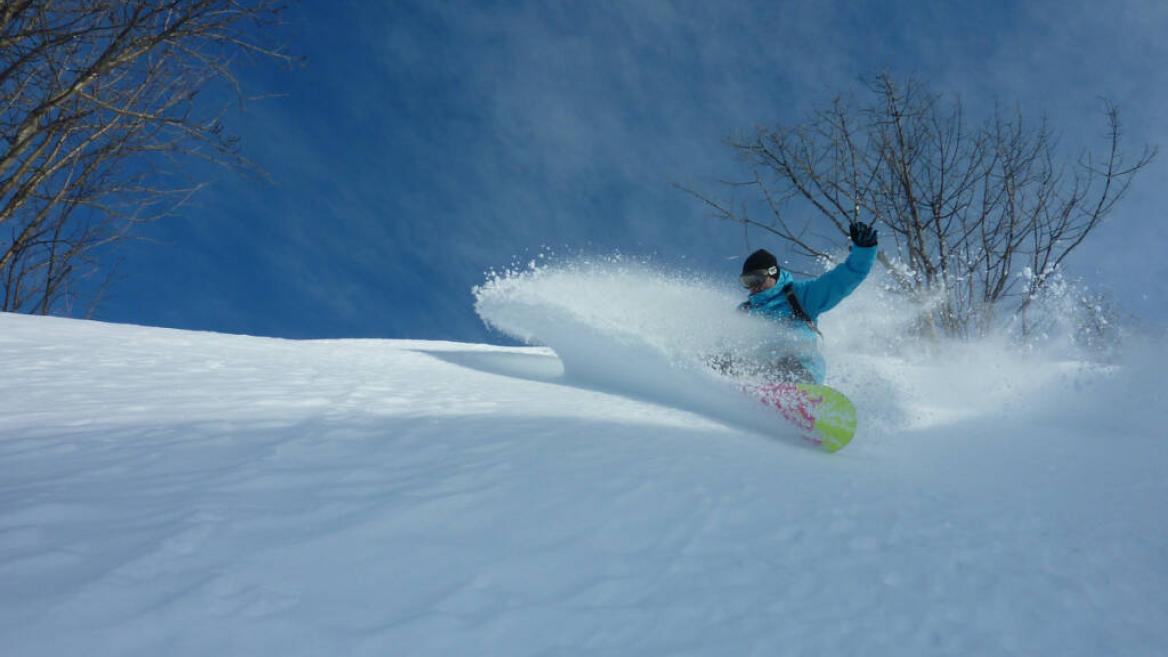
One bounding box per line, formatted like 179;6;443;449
740;266;778;289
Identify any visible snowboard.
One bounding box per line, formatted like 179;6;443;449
749;382;857;452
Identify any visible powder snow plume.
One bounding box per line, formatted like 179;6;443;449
473;255;1164;442
473;257;794;439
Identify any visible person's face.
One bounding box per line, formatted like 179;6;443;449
740;267;778;294
748;276;776;294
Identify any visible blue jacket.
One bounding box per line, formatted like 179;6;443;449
741;245;877;383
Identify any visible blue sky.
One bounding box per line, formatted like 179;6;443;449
98;0;1168;341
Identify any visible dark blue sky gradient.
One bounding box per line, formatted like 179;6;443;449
96;0;1168;341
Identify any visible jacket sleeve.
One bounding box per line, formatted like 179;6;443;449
792;246;877;319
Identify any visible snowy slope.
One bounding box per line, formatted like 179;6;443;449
1;266;1166;656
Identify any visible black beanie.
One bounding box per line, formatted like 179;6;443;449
742;249;778;275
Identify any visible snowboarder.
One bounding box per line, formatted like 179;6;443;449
735;221;878;384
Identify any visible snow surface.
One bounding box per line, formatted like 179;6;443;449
2;262;1166;656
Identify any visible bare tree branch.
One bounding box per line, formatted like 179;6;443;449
1;0;293;315
682;74;1155;337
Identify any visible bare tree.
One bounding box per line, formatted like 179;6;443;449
682;74;1155;337
1;0;292;316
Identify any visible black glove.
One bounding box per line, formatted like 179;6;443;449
849;221;878;248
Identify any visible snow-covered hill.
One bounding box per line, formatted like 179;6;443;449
2;265;1165;656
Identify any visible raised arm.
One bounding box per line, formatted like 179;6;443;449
791;222;878;319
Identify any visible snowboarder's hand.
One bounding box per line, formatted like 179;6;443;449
849;221;878;248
